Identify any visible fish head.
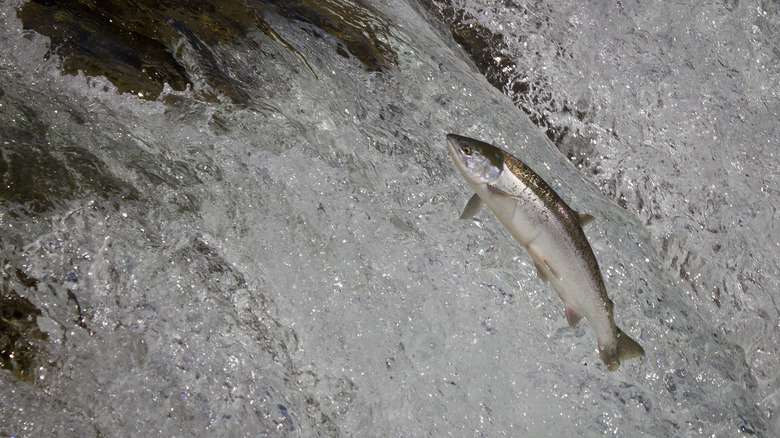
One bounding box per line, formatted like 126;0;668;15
446;134;503;185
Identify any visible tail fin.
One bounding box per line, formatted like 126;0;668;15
616;328;645;362
600;328;644;371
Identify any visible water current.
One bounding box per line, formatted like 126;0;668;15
1;0;778;436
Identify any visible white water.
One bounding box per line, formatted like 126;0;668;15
441;0;780;431
0;0;777;436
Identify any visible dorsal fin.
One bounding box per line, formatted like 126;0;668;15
577;212;595;227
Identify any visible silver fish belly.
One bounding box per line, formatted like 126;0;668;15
446;133;644;370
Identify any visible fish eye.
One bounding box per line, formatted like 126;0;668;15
463;145;472;155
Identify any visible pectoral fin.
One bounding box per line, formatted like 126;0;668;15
486;184;515;197
564;304;583;327
460;194;483;219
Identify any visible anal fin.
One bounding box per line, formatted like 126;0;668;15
564;304;583;328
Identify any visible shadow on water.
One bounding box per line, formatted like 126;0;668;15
18;0;398;102
0;264;48;382
0;97;139;217
418;0;596;167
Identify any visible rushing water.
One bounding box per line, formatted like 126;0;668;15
1;0;778;436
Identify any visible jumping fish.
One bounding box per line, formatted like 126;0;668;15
446;133;644;370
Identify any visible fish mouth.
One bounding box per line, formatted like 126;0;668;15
447;133;491;185
446;134;467;165
446;133;465;150
446;134;470;181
